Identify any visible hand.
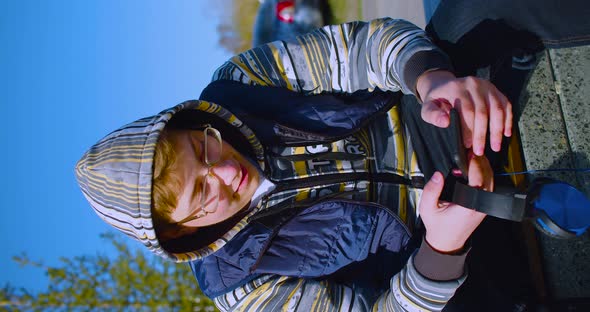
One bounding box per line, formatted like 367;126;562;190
416;70;513;156
419;155;493;252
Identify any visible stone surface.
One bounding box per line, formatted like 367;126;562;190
518;50;577;185
519;48;590;300
536;232;590;299
549;46;590;196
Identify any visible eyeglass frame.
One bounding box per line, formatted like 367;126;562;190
175;124;223;225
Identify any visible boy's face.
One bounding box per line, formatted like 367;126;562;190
166;129;261;228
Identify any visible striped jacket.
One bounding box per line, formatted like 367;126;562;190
200;18;465;311
75;18;466;312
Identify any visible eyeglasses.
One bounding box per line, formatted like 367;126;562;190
177;125;223;225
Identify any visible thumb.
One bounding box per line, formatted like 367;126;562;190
421;171;445;211
421;99;451;128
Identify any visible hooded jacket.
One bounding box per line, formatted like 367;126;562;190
76;18;467;311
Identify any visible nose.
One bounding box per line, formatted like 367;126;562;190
209;159;240;186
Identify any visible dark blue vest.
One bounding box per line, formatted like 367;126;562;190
190;200;415;298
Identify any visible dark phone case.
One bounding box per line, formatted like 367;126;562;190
449;109;468;179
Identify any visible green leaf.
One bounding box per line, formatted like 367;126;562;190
5;232;215;310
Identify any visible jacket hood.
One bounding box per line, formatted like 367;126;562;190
75;100;265;262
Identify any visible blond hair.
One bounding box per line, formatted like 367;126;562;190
152;128;184;241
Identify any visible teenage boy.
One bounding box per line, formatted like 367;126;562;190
77;18;511;311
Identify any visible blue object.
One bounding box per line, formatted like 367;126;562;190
532;182;590;236
535;218;556;236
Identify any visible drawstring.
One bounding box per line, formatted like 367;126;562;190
496;168;590;176
272;151;365;162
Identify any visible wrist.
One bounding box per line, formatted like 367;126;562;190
424;232;467;254
414;237;470;281
415;70;456;102
403;49;453;97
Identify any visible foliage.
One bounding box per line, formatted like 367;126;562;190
210;0;260;54
326;0;363;24
212;0;362;54
0;233;215;312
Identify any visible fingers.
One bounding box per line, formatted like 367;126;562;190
488;91;505;152
504;98;513;137
466;153;484;188
455;94;474;149
484;170;494;192
458;78;512;154
421;171;445;212
421;99;452;128
471;83;489;156
489;87;513;152
419;75;513;153
467;153;495;192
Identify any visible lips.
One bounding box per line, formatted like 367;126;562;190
235;164;249;193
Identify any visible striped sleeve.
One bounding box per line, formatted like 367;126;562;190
373;254;467;312
212;18;452;96
213;274;373;312
212;255;465;312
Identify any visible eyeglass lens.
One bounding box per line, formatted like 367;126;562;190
176;127;223;225
204;127;222;165
200;127;222;214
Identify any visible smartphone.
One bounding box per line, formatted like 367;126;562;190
449;108;468;180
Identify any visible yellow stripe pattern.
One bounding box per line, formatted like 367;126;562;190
75;100;266;262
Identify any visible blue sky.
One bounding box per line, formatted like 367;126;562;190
0;0;233;292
